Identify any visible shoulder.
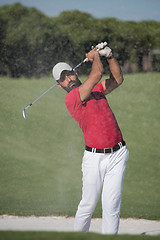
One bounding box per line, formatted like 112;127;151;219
93;82;103;92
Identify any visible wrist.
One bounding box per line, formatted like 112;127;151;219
93;52;100;61
106;55;114;60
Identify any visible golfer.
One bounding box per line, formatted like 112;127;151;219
52;43;129;234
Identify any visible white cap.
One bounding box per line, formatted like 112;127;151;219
52;62;72;81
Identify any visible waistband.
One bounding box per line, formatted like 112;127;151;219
85;140;126;154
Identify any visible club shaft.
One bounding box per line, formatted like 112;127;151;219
73;58;88;70
24;82;57;110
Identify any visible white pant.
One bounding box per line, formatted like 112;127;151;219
74;146;129;234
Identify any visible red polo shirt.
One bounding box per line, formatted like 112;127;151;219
65;82;123;148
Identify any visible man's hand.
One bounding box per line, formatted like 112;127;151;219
95;41;112;58
96;41;107;50
85;48;99;62
99;46;112;57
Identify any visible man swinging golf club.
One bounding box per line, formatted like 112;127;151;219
52;42;129;234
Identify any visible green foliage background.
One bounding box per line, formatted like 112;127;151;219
0;3;160;77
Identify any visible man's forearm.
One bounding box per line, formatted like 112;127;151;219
90;53;103;80
107;57;123;84
78;51;103;101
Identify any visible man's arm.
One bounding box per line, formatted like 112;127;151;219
101;54;124;95
79;49;103;102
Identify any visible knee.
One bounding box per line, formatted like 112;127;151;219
78;198;97;213
103;196;121;215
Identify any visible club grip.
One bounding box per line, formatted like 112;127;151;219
83;58;88;63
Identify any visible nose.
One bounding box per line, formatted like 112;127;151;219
66;76;72;82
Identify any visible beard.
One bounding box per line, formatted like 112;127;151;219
63;79;82;93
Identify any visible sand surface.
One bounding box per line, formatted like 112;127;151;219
0;215;160;236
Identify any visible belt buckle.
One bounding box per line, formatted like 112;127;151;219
104;148;112;154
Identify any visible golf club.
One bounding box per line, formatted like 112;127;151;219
22;42;107;119
22;82;57;119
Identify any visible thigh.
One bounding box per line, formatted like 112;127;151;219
81;151;103;202
102;147;129;207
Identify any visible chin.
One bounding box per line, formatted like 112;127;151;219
69;81;82;92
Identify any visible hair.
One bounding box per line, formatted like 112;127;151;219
59;70;75;82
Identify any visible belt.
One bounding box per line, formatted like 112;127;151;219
85;140;126;154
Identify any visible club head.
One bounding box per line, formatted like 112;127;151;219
22;109;27;119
